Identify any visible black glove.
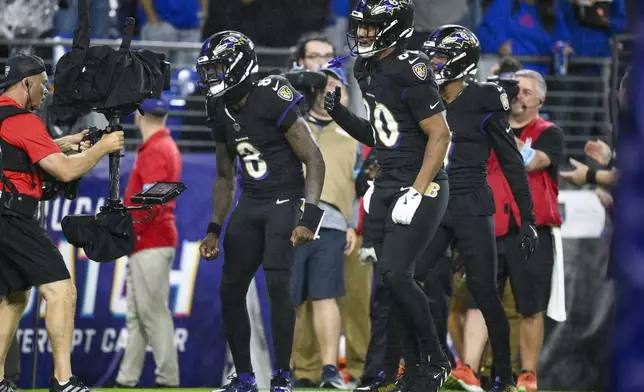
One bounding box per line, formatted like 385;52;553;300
519;221;539;260
324;86;341;113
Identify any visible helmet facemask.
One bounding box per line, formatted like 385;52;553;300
197;35;259;99
347;17;410;58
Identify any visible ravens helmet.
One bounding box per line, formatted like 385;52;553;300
422;25;480;86
197;30;259;98
347;0;414;58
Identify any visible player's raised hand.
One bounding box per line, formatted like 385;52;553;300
324;86;341;113
200;233;220;260
291;225;315;246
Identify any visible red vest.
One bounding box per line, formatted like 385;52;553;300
487;116;562;237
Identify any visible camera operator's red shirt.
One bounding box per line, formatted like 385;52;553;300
124;129;182;254
0;96;62;199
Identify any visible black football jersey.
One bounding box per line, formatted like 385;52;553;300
354;49;447;185
211;75;305;199
444;82;512;192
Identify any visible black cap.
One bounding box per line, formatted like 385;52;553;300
0;53;47;90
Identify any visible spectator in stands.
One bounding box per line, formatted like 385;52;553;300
324;0;350;55
113;98;182;388
477;0;572;74
454;70;566;392
290;67;361;389
138;0;207;68
55;0;111;39
554;0;627;144
560;0;627;59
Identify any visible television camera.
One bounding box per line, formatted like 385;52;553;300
53;0;185;262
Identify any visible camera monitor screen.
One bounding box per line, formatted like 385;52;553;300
131;182;187;205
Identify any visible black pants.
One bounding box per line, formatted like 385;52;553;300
417;212;514;383
220;194;301;374
361;179;449;379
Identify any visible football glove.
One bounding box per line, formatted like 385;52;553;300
391;187;422;225
324;86;341;113
519;220;539;259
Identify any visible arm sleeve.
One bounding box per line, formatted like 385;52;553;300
329;103;376;147
4;115;61;164
403;82;445;123
485;112;535;223
531;126;566;166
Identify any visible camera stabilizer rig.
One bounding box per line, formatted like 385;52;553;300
54;0;185;262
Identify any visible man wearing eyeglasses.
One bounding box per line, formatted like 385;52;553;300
295;36;336;71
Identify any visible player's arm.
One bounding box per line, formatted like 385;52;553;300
515;126;565;172
285;118;325;205
404;82;451;194
485;111;535;223
210;142;237;227
324;87;375;147
285;118;327;244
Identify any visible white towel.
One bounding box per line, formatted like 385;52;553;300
547;227;567;322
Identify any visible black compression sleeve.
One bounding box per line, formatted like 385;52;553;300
485;112;536;223
329;103;375;147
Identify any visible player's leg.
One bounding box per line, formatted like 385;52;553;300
218;197;265;390
262;198;303;390
378;180;450;390
507;229;555;392
416;223;453;357
453;215;514;389
357;188;396;390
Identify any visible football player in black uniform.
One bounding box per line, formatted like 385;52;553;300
324;1;452;391
415;25;539;392
197;31;326;392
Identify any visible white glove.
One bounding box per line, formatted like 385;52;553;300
391;187;423;225
363;180;375;214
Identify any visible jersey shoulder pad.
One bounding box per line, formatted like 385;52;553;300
394;50;434;87
474;82;511;113
255;74;300;103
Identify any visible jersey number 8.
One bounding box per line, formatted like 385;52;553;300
363;99;401;148
236;142;268;179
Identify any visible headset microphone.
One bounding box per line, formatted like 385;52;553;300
521;99;543;111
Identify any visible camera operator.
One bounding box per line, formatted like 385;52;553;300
0;53;123;392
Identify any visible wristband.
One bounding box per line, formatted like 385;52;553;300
586;167;598;185
298;203;325;235
520;145;536;166
207;222;222;236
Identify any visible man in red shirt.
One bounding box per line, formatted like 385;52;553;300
0;54;124;392
114;97;182;388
